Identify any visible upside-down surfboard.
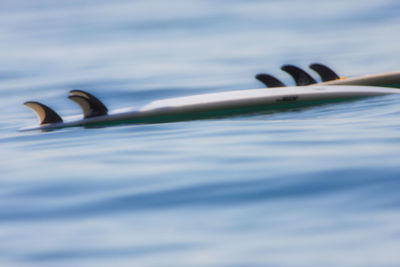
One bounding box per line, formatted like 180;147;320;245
321;72;400;87
256;64;400;88
21;85;400;132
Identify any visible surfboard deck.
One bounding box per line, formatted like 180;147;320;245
20;85;400;132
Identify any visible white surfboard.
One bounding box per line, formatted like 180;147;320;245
322;72;400;87
20;85;400;132
256;64;400;88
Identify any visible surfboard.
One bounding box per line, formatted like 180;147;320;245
321;71;400;88
256;63;400;88
21;85;400;132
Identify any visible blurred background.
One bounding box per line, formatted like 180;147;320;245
1;0;400;266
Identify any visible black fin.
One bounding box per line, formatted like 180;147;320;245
309;63;340;82
24;101;63;125
281;65;317;86
255;74;286;88
68;90;108;118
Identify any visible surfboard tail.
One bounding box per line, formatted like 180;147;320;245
68;90;108;118
24;101;63;125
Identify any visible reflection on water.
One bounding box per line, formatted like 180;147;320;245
1;0;400;266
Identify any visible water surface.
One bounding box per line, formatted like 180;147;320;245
1;0;400;266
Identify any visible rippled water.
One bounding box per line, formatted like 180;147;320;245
1;0;400;266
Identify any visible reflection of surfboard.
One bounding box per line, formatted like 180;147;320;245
256;63;400;88
21;85;400;132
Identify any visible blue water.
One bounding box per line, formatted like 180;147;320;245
1;0;400;266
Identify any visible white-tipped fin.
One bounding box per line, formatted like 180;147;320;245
24;101;63;125
68;90;108;118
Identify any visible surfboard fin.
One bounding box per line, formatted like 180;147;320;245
24;101;63;125
68;90;108;118
255;74;286;88
281;65;317;86
309;63;340;82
